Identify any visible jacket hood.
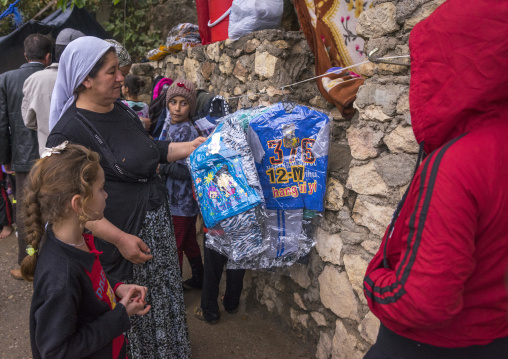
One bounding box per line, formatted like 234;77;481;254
409;0;508;154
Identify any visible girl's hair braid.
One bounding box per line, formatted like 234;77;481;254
20;144;102;281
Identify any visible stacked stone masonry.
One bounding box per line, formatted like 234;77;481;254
130;2;444;355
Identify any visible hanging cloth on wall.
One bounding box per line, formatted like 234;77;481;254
293;0;367;119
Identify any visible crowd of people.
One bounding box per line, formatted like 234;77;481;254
0;0;507;357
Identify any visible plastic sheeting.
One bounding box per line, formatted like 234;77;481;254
228;0;284;41
188;103;330;269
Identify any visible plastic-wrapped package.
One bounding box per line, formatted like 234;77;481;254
248;103;330;212
166;23;202;51
189;103;330;268
227;103;330;269
228;0;284;41
146;23;201;61
188;112;267;260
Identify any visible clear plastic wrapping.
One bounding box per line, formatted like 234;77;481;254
147;23;201;61
228;0;284;41
188;103;331;269
188;110;267;261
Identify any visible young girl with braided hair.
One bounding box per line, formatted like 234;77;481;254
21;142;150;359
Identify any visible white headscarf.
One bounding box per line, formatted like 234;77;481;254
49;36;114;131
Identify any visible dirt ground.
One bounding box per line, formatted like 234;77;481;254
0;230;315;359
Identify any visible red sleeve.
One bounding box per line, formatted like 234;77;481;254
364;139;477;331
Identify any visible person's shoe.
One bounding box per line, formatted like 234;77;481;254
10;268;23;280
184;256;203;290
194;307;219;324
221;296;239;314
183;276;203;290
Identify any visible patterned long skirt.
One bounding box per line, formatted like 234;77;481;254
127;203;191;359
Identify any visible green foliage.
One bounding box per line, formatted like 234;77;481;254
1;0;161;62
0;0;100;37
1;0;55;36
102;0;160;62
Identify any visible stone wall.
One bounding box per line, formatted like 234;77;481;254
130;2;444;356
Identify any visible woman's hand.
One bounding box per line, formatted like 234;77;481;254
116;232;153;264
190;137;206;152
167;137;206;162
117;285;151;316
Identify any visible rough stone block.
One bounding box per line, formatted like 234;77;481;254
233;61;248;82
288;263;312;289
374;153;416;187
245;38;261;54
311;311;328;327
358;311;380;344
327;142;353;177
384;125;419;153
325;178;345;211
316;331;333;359
357;2;399;38
219;53;234;75
294;293;307;310
255;51;279;79
315;227;343;266
332;319;363;359
356;83;406;117
310;96;330;109
347;162;389;196
200;61;215;80
183;57;200;84
318;265;359;320
361;105;393;122
347;126;384;160
290;308;309;329
343;254;370;304
362;239;381;255
206;42;220;62
396;92;409;114
404;0;446;31
352;196;394;237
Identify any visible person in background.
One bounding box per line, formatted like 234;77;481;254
122;74;151;131
0;166;13;238
158;79;204;290
0;33;52;280
148;77;172;138
105;39;132;77
22;28;85;156
22;142;150;359
47;36;204;358
363;1;508;358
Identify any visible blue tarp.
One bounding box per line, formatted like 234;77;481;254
0;5;109;73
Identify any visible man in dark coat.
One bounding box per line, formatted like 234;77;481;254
0;33;52;280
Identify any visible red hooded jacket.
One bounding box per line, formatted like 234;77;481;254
363;0;508;348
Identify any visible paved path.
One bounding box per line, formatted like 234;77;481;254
0;231;314;359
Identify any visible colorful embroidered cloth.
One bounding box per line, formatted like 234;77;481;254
294;0;368;119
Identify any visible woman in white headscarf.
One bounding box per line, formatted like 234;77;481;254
47;36;202;359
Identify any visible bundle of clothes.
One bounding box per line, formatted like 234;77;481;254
187;99;330;269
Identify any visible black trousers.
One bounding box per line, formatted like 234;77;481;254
0;171;13;227
15;172;28;265
200;239;245;322
364;324;508;359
